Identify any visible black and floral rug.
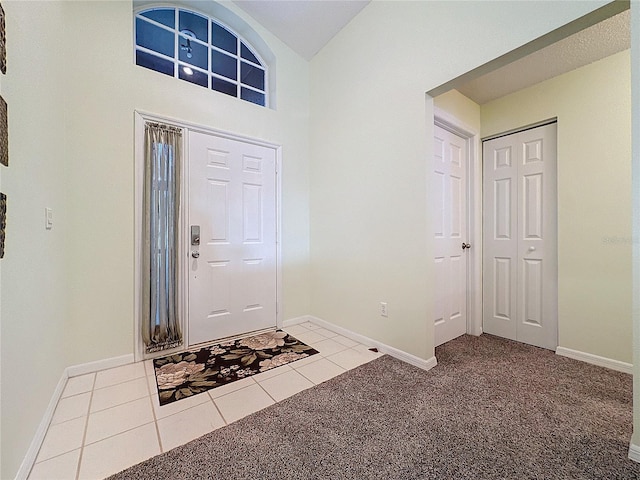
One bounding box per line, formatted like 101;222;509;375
153;330;319;405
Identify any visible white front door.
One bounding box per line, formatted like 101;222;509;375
433;124;469;347
188;131;277;346
483;122;557;350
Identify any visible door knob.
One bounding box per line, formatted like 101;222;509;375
528;246;536;252
191;250;200;258
462;243;471;250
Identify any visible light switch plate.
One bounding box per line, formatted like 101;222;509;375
45;207;53;230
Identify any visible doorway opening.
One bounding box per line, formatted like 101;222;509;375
428;2;629;350
432;109;482;347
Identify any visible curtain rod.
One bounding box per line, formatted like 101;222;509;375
145;121;183;134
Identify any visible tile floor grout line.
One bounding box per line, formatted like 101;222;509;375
299;352;325;364
91;374;149;394
92;364;147;391
155;395;214;421
288;355;324;370
81;420;157;449
323;349;358;370
89;390;151;415
208;378;256;401
254;373;279;404
48;392;92;426
252;364;295;383
293;367;322;386
29;447;81;468
74;372;97;480
209;394;228;428
210;395;232;425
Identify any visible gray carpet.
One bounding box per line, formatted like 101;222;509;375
109;334;640;479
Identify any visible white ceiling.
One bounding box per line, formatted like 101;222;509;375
233;2;629;104
454;9;630;105
233;0;370;60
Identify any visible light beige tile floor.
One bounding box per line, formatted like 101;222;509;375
27;321;383;480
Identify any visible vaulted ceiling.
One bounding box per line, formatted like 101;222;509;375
233;1;629;104
233;0;370;60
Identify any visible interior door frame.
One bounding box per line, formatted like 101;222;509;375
133;111;283;362
433;107;483;340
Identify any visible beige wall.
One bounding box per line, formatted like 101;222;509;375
1;1;310;476
481;50;632;363
1;2;71;475
309;0;607;361
434;90;481;132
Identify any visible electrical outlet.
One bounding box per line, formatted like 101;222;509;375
380;302;388;317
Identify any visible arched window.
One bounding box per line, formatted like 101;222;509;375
135;6;268;107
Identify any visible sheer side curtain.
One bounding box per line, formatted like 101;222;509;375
142;122;184;353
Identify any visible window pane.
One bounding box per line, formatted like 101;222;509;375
178;36;207;70
211;22;237;54
241;87;265;106
136;18;175;57
240;42;260;65
140;8;175;29
240;62;264;91
211;50;236;80
136;50;174;77
179;10;207;42
179;66;208;88
212;77;237;97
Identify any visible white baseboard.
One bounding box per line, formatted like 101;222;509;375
16;353;136;479
289;315;437;371
66;353;135;378
282;315;313;328
556;346;633;374
15;371;69;480
629;443;640;463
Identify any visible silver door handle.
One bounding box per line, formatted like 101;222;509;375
191;250;200;258
462;243;471;250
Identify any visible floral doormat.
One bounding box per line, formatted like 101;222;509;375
153;330;319;405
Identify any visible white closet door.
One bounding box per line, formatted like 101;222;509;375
434;124;469;347
483;123;557;350
482;132;518;341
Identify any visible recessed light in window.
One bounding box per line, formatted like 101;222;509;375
183;66;194;76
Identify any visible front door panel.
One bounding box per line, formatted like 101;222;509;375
188;132;277;345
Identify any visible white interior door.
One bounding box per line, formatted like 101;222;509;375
188;131;277;345
433;124;469;347
483;122;557;350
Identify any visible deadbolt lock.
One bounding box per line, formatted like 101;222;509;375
191;225;200;246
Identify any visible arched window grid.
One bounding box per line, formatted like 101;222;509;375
134;6;269;107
